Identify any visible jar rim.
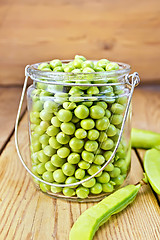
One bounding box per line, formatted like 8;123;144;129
26;60;131;86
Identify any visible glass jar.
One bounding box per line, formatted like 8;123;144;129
18;60;139;202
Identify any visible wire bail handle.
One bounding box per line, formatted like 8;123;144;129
15;68;140;188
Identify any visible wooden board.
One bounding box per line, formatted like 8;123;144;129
132;86;160;201
0;87;26;152
0;0;160;85
0;112;159;240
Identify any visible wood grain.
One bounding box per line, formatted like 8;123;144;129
132;86;160;201
0;112;159;240
0;0;160;85
0;87;26;152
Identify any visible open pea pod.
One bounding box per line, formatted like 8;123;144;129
144;148;160;195
69;184;141;240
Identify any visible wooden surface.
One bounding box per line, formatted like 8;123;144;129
0;86;160;240
0;87;26;153
0;0;160;85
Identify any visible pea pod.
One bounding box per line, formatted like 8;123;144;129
131;128;160;150
69;184;141;240
144;148;160;195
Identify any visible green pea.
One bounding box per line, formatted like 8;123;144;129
63;102;77;110
44;100;58;113
30;124;38;131
53;66;64;72
31;152;40;164
80;119;95;130
69;87;84;96
111;103;125;115
69;137;84;150
45;161;57;172
110;167;121;178
43;145;56;156
40;110;53;121
82;175;96;188
57;109;72;122
111;175;124;185
51;116;61;127
87;129;99;140
105;109;111;119
111;114;123;125
53;169;67;183
61;122;76;135
90;105;105;119
63;188;75;197
119;165;128;174
101;138;114;150
96;101;107;110
56;132;70;144
97;59;110;69
50;59;62;69
64;65;74;72
87;87;99;95
107;124;117;137
96;117;110;130
69;96;83;103
30;112;41;124
54;93;68;104
47;85;63;93
34;125;46;135
32;100;43;112
72;116;80;123
37;162;46;175
31;141;42;152
40;182;51;192
39;121;50;131
46;125;60;137
97;172;110;183
49;137;62;149
82;60;94;69
78;161;90;170
74;105;89;119
106;62;119;71
93;155;105;165
82;67;95;73
42;171;54;183
37;150;50;163
104;162;114;171
62;163;76;176
73;59;83;68
87;164;102;177
38;62;50;70
65;176;78;188
116;96;127;105
71;148;83;153
57;147;70;158
72;68;82;74
51;185;62;193
102;182;114;193
75;55;86;61
115;159;126;168
75;168;85;179
51;154;66;167
76;187;89;199
94;66;105;72
75;128;87;139
82;151;94;163
98;132;108;142
82;101;93;107
84;140;98;152
90;183;102;194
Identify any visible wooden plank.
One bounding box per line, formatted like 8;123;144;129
132;86;160;201
0;0;160;85
0;113;159;240
0;87;26;152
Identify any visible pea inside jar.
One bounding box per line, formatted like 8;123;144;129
27;55;132;201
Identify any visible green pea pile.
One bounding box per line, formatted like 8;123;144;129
28;55;131;199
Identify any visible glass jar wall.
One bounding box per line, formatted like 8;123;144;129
26;61;131;202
